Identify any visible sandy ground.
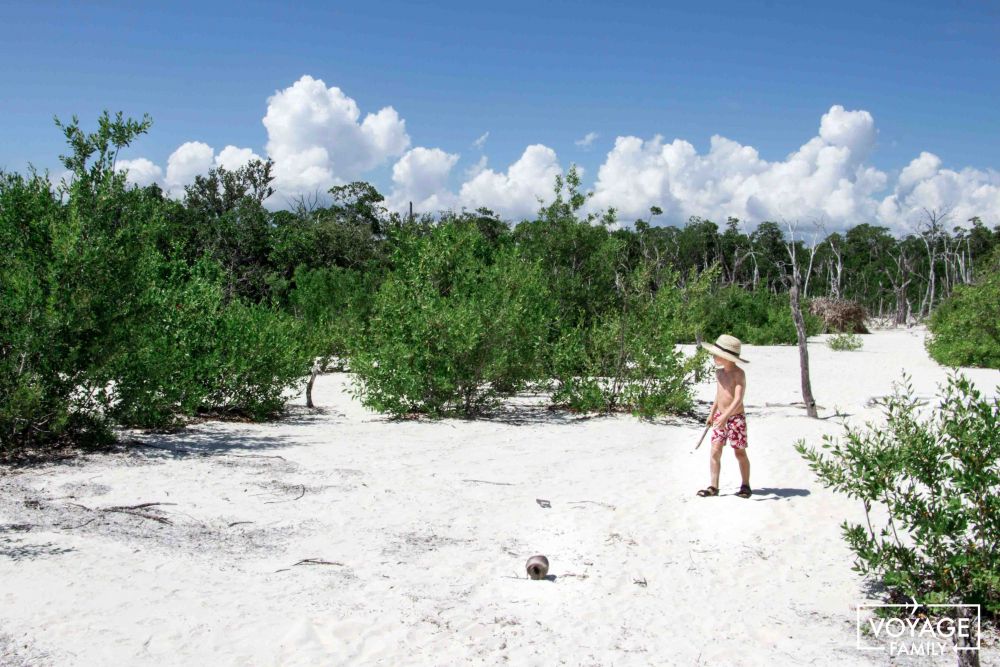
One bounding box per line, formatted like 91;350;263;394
1;328;997;666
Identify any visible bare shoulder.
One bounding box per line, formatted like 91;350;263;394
734;366;747;384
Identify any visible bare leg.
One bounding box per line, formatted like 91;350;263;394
734;448;750;486
710;442;724;489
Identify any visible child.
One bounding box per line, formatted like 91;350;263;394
696;334;751;498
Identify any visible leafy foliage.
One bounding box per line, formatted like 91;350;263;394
927;247;1000;369
697;286;822;345
107;260;311;427
1;113;160;451
796;374;1000;616
828;333;864;351
550;259;712;416
1;112;312;454
351;223;551;416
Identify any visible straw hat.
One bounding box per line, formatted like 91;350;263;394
700;334;749;364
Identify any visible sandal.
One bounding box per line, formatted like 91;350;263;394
696;486;718;497
736;484;752;498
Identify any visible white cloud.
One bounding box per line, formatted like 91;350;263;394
575;131;599;149
384;144;564;220
387;147;460;213
465;155;488;180
458;144;563;219
121;142;263;198
165;141;214;197
262;75;410;197
115;158;163;187
878;155;1000;231
214;145;263;171
587;105;889;226
88;86;1000;231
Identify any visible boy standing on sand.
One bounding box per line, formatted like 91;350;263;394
697;335;751;498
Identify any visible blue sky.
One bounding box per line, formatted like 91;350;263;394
2;1;998;227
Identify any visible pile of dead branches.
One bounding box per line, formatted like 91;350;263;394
809;298;869;334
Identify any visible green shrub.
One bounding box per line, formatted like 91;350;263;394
696;286;822;345
828;332;863;351
796;374;1000;616
288;264;374;366
549;262;709;417
1;113;162;452
927;248;1000;369
351;223;550;417
199;300;310;418
108;259;311;426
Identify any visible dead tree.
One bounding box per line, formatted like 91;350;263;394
825;232;845;299
887;245;914;327
801;223;822;299
783;222;819;418
918;208;950;319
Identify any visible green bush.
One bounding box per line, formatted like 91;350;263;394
1;113;162;452
550;261;709;417
696;286;822;345
927;248;1000;369
288;264;375;367
828;332;863;351
796;374;1000;616
351;223;550;417
108;260;311;426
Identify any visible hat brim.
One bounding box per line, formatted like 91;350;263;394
700;341;749;364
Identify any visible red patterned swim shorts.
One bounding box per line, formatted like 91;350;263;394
711;411;748;449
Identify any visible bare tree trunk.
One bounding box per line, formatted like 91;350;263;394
954;602;981;667
305;359;323;409
783;221;818;418
789;280;818;418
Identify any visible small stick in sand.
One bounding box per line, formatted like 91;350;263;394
292;558;345;567
462;479;515;486
567;500;616;510
263;485;306;503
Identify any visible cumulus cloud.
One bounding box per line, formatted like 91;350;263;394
457;144;563;219
387;147;460;213
125;142;263;198
877;154;1000;231
575;132;599;149
385;144;564;219
262;75;410;197
214;145;263;171
90;84;1000;231
115;158;163;187
165;141;215;196
588;105;889;226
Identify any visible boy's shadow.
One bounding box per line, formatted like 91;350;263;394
750;487;811;501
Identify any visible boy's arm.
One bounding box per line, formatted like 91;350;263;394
707;399;718;425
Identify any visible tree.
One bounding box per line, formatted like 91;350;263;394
783;222;818;418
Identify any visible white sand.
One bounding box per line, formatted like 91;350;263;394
1;328;997;666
